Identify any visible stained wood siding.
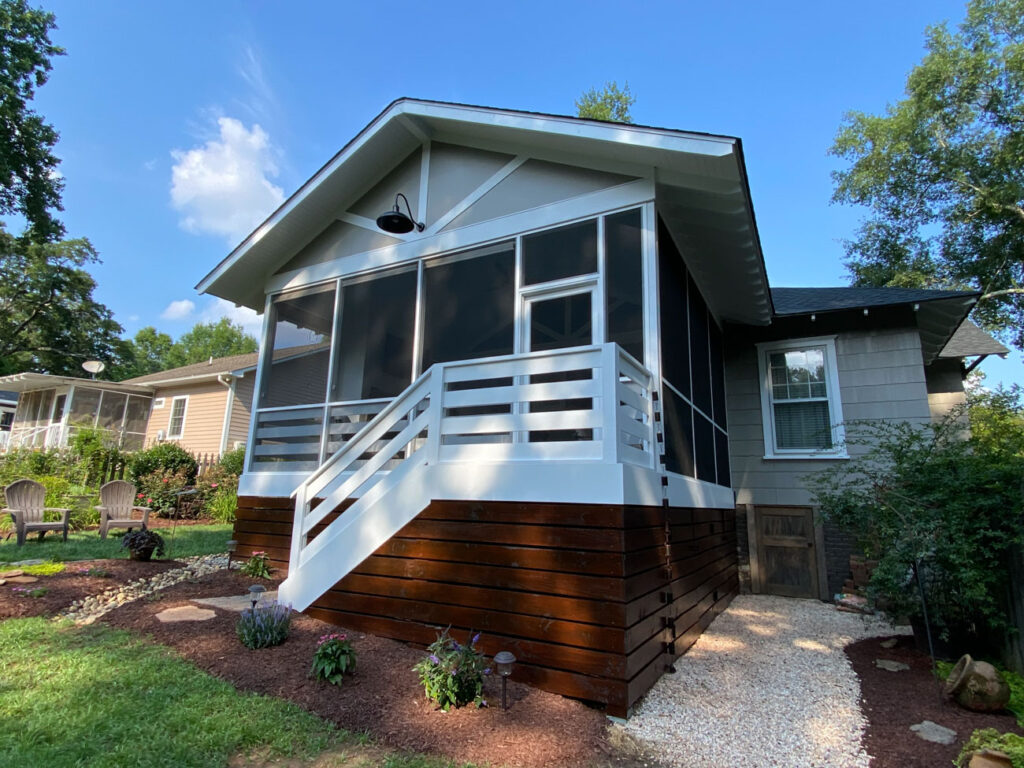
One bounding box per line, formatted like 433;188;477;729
726;327;932;507
145;381;229;455
233;497;737;717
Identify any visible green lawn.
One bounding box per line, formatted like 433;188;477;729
0;523;233;566
0;618;335;768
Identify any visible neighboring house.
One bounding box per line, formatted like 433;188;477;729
0;354;258;456
195;99;1005;717
0;390;17;450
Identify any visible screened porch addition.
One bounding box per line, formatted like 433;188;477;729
7;386;151;451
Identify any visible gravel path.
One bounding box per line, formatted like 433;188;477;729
623;594;909;768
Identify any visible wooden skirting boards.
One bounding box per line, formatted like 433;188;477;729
233;496;738;717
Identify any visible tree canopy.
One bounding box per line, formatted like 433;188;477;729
0;0;65;242
831;0;1024;348
575;81;635;123
113;318;258;379
0;231;124;376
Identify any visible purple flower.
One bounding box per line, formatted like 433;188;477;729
483;667;492;675
471;633;481;645
429;654;440;665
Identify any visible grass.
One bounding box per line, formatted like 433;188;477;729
0;523;233;566
0;618;336;768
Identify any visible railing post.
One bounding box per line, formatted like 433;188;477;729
602;343;620;465
427;369;443;465
290;485;307;569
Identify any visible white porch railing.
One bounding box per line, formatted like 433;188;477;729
4;423;67;451
277;343;655;611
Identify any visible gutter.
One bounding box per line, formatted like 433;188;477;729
217;374;235;454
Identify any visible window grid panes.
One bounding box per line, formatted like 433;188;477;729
168;399;186;438
765;346;836;452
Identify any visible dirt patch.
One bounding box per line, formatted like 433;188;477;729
847;634;1022;767
101;570;641;768
0;558;182;620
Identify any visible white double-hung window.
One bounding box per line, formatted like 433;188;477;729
757;336;846;459
167;396;188;440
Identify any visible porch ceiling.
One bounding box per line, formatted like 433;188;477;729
196;99;772;325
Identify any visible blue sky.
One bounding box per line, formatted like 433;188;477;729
19;0;1022;386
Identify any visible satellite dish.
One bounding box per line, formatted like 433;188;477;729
82;360;105;377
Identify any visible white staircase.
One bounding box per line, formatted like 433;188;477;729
276;343;656;611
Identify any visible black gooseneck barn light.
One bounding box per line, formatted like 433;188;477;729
376;192;424;234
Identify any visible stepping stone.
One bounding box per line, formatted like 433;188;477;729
0;569;24;579
155;606;217;623
7;576;39;584
193;591;278;612
0;579;5;586
880;638;899;649
875;659;910;672
11;559;43;567
910;720;957;745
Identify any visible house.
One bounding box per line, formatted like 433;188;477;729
0;353;258;456
196;99;1002;717
0;390;17;450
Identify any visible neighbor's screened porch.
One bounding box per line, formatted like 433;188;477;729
9;386;151;450
246;205;729;490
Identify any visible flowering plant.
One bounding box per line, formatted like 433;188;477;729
236;601;291;649
311;632;357;685
413;628;490;710
241;550;271;579
136;468;190;517
11;586;48;598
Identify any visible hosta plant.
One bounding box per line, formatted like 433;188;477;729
311;632;356;685
236;602;291;649
413;628;490;711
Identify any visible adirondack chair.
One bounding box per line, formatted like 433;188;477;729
2;479;71;546
96;480;152;539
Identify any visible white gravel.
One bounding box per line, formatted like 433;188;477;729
58;553;238;625
622;594;910;768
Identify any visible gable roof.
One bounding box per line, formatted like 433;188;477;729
197;98;773;326
769;286;980;364
939;319;1009;359
122;352;259;385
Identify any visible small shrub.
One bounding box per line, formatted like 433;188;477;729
11;586;48;598
128;443;198;484
237;602;291;649
413;628;490;711
242;550;272;579
956;728;1024;767
136;468;191;517
120;528;166;558
311;632;357;685
196;464;238;522
20;562;65;576
218;446;246;477
69;427;125;486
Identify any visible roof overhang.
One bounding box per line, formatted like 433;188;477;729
197;99;772;325
0;373;155;395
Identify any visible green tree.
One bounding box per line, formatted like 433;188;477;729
172;317;257;366
575;81;635;123
0;0;65;242
0;230;124;375
831;0;1024;347
109;326;176;379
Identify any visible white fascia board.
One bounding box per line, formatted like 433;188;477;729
0;373;155;394
268;178;655;295
196;99;736;299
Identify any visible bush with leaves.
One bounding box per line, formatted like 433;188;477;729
956;728;1024;768
135;468;191;518
413;629;490;711
237;602;291;649
194;463;238;522
311;632;356;685
218;446;246;477
809;407;1024;647
127;443;198;484
69;427;124;486
241;550;271;579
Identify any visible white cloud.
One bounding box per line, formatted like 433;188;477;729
170;117;285;244
199;297;263;338
161;299;196;320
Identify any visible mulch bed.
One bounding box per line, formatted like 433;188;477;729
847;634;1022;767
0;558;182;620
99;570;642;768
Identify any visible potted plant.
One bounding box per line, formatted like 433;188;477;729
120;527;166;561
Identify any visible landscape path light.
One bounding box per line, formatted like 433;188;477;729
248;584;266;610
226;539;237;567
494;650;516;710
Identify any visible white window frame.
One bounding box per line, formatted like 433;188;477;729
166;396;189;440
756;336;846;459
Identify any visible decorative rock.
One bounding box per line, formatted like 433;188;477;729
155;606;217;623
968;749;1014;768
945;655;1012;712
910;721;957;745
0;579;5;586
880;638;899;649
0;569;24;578
874;659;910;672
193;591;279;612
7;575;39;584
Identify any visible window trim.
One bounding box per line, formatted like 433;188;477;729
756;336;846;460
166;396;189;440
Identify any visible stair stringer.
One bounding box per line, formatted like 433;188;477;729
277;460;433;612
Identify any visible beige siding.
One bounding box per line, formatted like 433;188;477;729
145;382;230;456
726;327;931;507
228;373;255;449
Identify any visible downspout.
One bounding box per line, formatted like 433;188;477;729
218;374;235;454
